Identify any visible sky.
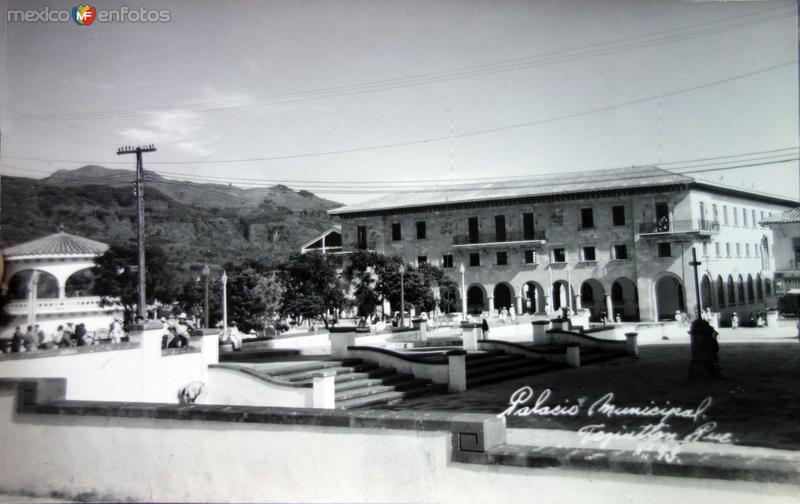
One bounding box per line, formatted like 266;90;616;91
0;0;797;205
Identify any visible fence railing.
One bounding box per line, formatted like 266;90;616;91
453;230;546;245
638;219;720;234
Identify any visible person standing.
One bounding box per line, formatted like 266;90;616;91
35;325;49;349
23;326;37;352
9;327;23;353
481;318;490;340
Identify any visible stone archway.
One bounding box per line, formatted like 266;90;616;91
7;269;59;300
700;274;712;312
466;284;486;314
580;279;606;320
611;278;639;321
521;281;545;314
737;275;746;305
716;275;726;308
654;274;685;320
756;274;764;301
493;283;513;312
727;275;736;305
551;280;575;313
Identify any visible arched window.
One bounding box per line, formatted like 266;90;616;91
6;270;59;299
65;268;95;297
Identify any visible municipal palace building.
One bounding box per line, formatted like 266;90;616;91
327;166;796;323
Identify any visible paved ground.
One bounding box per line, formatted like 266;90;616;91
378;326;800;452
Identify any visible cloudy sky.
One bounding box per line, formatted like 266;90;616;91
0;0;797;204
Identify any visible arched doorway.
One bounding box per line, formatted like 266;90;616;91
700;275;712;311
737;275;745;304
521;281;544;314
66;268;95;297
746;274;754;304
466;285;486;314
7;270;59;300
756;274;764;301
727;275;736;305
493;283;513;312
716;275;726;308
611;278;639;321
551;281;574;313
580;279;605;320
655;275;685;320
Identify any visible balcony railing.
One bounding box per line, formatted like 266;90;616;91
453;230;546;246
638;219;720;235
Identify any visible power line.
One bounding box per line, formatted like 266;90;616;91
15;6;792;122
3;61;795;168
141;157;798;195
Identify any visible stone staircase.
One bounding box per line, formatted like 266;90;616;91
253;359;446;409
464;346;628;388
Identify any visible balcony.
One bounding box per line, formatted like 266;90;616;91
638;219;720;237
453;230;546;248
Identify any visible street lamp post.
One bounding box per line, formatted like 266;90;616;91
202;263;210;329
459;262;467;321
221;270;228;339
399;264;406;328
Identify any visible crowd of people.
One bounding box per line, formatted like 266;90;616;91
0;317;127;354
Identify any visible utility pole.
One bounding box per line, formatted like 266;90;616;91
117;144;156;321
689;247;703;320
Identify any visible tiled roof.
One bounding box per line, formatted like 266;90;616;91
329;166;695;215
4;232;108;258
761;206;800;225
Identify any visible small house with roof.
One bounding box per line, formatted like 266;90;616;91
1;228;123;337
761;207;800;314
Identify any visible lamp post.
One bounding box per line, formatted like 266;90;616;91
459;262;467;321
221;270;228;338
202;263;210;329
399;264;406;328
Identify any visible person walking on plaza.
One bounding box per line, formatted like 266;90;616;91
731;312;739;330
481;318;490;340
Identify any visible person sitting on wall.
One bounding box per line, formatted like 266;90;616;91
73;323;88;346
178;313;196;335
227;323;243;351
35;325;49;350
173;317;192;348
52;325;71;348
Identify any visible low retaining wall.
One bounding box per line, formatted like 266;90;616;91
478;340;569;364
547;330;635;355
0;324;219;403
206;365;326;408
0;379;796;504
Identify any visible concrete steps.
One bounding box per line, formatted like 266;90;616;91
466;354;565;388
253;358;444;409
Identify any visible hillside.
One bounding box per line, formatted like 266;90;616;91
1;167;343;276
42;165;342;210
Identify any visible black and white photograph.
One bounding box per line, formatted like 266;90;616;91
0;0;798;502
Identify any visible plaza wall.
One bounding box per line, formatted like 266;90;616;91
0;326;214;403
0;386;796;504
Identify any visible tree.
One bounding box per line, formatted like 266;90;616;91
438;276;460;314
281;253;345;328
223;260;284;333
92;242;178;322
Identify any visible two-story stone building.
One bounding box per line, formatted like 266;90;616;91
328;166;795;323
